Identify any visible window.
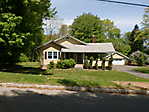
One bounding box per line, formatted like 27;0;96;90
48;52;52;59
53;52;58;59
46;51;59;60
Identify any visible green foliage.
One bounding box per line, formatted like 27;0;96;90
126;25;144;54
102;19;120;39
130;51;147;66
108;56;113;70
71;13;103;42
0;0;56;62
70;13;120;43
57;59;76;69
89;56;94;69
107;38;131;56
0;13;30;64
48;61;55;69
95;58;98;70
142;7;149;28
101;57;106;70
83;56;90;69
0;62;149;87
134;67;149;74
19;53;30;62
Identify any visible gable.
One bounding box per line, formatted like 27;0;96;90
112;54;124;59
40;42;63;51
55;35;86;45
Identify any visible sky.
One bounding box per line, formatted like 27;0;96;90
51;0;149;33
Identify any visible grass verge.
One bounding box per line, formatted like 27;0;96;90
133;67;149;74
0;62;149;88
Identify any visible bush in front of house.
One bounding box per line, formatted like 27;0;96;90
57;59;76;69
101;57;106;70
108;56;113;70
83;56;90;69
48;61;55;69
89;56;94;69
19;53;30;62
95;58;98;70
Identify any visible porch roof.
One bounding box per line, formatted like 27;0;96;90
61;43;115;53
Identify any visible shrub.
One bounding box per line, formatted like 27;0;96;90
101;57;106;70
130;51;147;66
83;56;90;69
89;56;94;69
95;58;98;70
108;56;113;70
57;59;76;69
19;53;29;62
48;61;55;69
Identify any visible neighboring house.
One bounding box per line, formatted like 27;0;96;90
105;52;130;65
37;35;127;69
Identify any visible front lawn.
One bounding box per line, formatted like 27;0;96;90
0;62;149;87
133;67;149;74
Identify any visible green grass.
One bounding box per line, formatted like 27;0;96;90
133;67;149;74
0;62;149;87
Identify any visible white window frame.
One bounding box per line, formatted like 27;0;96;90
48;51;52;60
46;51;59;60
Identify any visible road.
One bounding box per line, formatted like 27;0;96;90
0;87;149;112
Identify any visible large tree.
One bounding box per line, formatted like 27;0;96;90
70;13;120;43
0;0;56;63
70;13;103;42
102;19;120;39
0;13;30;64
126;25;144;54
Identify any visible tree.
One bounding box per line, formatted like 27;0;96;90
107;38;131;56
102;19;120;39
0;0;56;62
126;25;144;53
0;13;30;64
130;51;147;66
70;13;121;43
70;13;103;42
43;17;62;35
59;24;70;37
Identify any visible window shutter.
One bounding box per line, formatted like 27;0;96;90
45;52;47;59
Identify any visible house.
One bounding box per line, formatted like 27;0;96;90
37;35;127;69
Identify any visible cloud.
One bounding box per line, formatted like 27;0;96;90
113;18;142;33
63;19;74;25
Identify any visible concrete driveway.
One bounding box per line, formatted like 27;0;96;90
113;65;149;78
0;87;149;112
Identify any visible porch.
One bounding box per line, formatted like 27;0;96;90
61;52;106;64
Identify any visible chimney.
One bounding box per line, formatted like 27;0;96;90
92;35;96;43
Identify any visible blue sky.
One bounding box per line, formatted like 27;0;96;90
51;0;149;33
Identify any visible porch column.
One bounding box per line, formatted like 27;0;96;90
83;53;85;64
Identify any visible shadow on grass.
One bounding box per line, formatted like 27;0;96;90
0;64;49;75
0;89;149;112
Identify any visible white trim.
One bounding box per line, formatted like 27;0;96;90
46;51;59;60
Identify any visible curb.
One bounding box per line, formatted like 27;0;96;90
0;83;149;95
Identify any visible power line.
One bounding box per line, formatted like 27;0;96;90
97;0;149;7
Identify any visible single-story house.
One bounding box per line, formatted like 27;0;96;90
37;35;128;69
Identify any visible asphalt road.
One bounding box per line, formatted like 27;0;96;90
0;88;149;112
